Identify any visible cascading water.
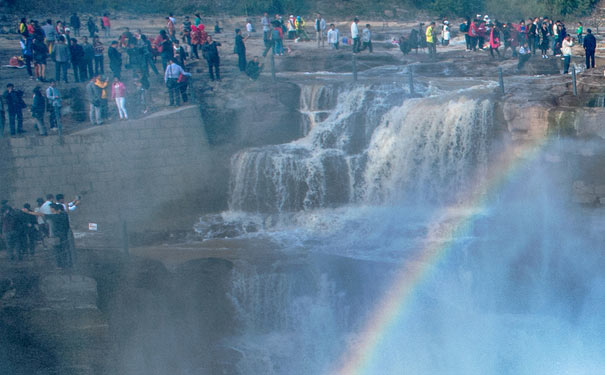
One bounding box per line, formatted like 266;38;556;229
198;80;605;375
227;84;494;214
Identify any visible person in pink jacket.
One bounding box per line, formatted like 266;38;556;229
111;77;128;120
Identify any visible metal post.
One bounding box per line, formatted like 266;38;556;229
572;67;577;96
270;53;276;82
121;220;129;255
408;67;414;94
498;67;505;95
352;54;358;81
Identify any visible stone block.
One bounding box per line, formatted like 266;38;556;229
594;185;605;196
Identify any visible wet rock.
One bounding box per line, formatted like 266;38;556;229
572;180;597;204
502;101;551;141
40;274;98;310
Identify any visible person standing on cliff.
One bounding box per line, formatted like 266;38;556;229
460;18;470;51
46;80;62;134
164;58;191;106
262;13;271;41
70;13;81;37
1;204;26;261
202;35;221;81
327;23;339;49
108;40;122;79
583;29;596;69
101;14;111;38
82;36;94;80
351;18;360;53
86;76;102;125
3;83;25;136
561;34;573;74
111;77;128;120
314;13;326;47
426;22;437;59
31;86;47;136
234;29;248;73
52;36;70;83
45;203;72;268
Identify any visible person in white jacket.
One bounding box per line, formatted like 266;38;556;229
327;24;339;49
561;35;573;74
351;18;360;53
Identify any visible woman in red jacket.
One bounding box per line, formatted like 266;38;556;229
198;24;208;45
468;20;478;51
111;77;128;120
190;25;201;59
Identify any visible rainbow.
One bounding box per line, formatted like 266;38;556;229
333;136;550;375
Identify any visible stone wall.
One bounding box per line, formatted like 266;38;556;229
0;105;226;235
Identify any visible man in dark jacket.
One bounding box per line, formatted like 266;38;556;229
202;35;221;81
2;83;25;135
70;13;81;37
108;40;122;79
583;28;597;69
160;38;173;72
45;203;72;268
234;29;248;72
1;204;27;261
70;38;85;82
82;36;94;80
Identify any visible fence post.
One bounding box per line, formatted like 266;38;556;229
270;53;276;82
572;67;577;96
352;54;358;81
498;67;505;95
408;67;414;94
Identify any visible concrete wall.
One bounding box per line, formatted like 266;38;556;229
0;105;227;235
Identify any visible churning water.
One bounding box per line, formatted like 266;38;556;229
196;81;605;375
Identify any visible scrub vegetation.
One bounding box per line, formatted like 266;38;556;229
2;0;599;19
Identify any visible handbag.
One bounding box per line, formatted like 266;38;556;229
177;73;188;83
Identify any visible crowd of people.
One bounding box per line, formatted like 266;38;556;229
1;194;79;268
3;13;212;137
0;11;600;139
398;15;598;73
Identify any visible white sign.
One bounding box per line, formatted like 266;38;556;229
88;223;98;231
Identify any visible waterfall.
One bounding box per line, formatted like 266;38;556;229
229;84;406;213
363;97;495;203
228;84;495;213
298;85;337;136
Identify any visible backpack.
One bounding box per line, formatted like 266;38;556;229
460;23;468;33
272;28;281;40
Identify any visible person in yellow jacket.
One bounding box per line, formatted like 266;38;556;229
426;22;437;59
295;16;310;41
94;76;109;120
